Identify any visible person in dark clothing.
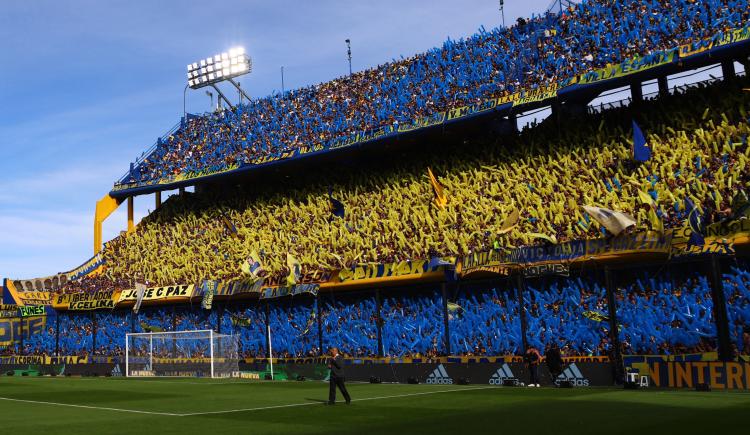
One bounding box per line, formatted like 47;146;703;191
327;347;351;405
545;344;563;383
524;346;542;387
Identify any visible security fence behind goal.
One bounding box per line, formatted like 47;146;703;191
125;330;239;378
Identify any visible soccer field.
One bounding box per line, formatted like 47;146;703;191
0;377;747;434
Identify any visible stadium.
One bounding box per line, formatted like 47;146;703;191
2;0;750;433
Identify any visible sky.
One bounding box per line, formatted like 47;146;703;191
0;0;556;279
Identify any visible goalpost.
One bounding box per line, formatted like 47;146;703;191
125;330;239;378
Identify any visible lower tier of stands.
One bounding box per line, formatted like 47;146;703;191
9;258;750;359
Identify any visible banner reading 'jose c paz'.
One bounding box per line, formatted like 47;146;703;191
117;285;195;304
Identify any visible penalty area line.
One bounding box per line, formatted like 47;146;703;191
0;396;182;416
180;386;497;416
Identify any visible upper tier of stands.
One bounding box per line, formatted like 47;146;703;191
118;0;749;188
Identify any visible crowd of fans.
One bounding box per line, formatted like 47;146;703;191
123;0;749;186
98;75;750;286
320;294;378;358
617;270;718;355
526;278;610;356
724;261;750;354
12;262;750;358
449;286;522;356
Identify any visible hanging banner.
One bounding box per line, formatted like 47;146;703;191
14;292;52;306
201;281;216;310
0;355;88;365
336;259;448;283
0;316;46;346
578;50;676;85
396;112;446;134
515;85;558;105
522;263;570;278
507;232;671;264
53;291;118;311
117;285;195;304
710;25;750;49
458;250;513;277
0;305;18;318
18;305;46;317
670;218;750;257
447;99;498;121
260;284;319;300
230;313;254;327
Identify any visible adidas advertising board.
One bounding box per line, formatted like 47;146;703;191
555;363;590;386
0;361;614;384
426;364;453;384
489;363;517;385
111;364;123;377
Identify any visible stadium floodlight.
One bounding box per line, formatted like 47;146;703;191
186;47;252;91
185;46;253;111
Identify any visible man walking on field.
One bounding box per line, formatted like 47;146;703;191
327;347;351;405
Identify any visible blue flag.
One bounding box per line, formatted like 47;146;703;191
328;187;345;218
684;198;705;248
632;120;652;162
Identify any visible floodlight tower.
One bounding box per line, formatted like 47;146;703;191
345;39;352;75
186;47;253;111
499;0;505;27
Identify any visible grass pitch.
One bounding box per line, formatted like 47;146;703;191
0;377;747;434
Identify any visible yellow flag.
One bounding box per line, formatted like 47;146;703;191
286;253;301;286
527;233;558;244
427;167;448;208
498;209;519;234
637;191;663;233
638;190;656;207
648;208;664;234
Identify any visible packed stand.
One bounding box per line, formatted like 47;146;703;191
101;77;750;285
13;262;750;357
617;271;717;355
724;260;750;355
123;0;749;185
321;293;379;357
381;290;444;358
525;277;610;356
448;286;522;356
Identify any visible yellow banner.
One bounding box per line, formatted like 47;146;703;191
447;99;498;121
579;50;676;85
515;85;558;105
711;26;750;48
53;290;119;311
0;355;89;365
117;284;195;303
336;259;447;283
670;218;750;256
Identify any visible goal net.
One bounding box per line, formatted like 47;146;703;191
125;330;239;378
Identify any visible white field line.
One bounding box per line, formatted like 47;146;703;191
0;385;497;417
0;396;182;416
179;386;497;416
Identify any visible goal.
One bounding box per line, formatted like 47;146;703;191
125;330;239;378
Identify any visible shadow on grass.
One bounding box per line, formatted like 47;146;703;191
183;389;750;435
